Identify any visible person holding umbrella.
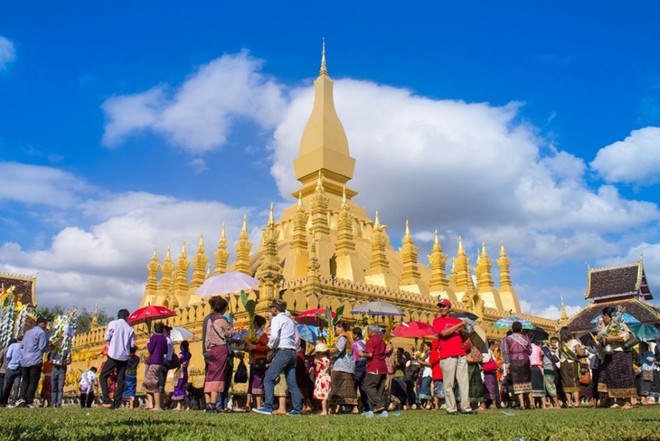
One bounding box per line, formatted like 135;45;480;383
100;309;135;409
432;299;472;415
143;322;168;411
203;297;233;413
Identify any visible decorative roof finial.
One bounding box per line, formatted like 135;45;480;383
268;202;275;226
320;38;328;76
297;191;304;210
315;170;324;191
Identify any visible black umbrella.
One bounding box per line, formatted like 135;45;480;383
451;311;479;321
530;326;549;342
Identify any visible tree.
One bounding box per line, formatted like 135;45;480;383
75;307;112;334
35;305;112;334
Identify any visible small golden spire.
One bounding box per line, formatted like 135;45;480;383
240;214;249;239
268;203;275;226
500;240;506;257
405;220;411;238
458;236;465;254
315;170;324;192
341;185;347;206
297;191;304;210
560;295;568;321
220;223;226;243
151;248;158;260
320;38;327;76
374;211;381;229
197;232;204;253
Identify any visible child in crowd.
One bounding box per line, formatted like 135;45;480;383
313;343;331;415
122;346;140;408
79;366;99;408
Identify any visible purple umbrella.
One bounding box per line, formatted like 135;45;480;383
195;271;260;296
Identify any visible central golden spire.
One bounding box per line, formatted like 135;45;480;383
293;42;356;198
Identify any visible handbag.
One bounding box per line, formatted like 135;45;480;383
233;358;248;384
579;365;591;385
641;370;654;382
482;359;498;373
623;332;639;351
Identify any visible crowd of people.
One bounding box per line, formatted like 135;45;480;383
0;299;658;416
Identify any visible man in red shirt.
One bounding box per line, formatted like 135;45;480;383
359;324;390;417
432;299;472;414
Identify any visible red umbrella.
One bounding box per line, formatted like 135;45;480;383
391;321;436;339
127;305;176;326
295;308;335;327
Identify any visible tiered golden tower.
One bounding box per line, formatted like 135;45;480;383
138;47;529;323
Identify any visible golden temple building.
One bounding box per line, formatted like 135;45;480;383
69;47;558;388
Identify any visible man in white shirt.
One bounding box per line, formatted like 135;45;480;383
252;299;303;416
100;309;135;409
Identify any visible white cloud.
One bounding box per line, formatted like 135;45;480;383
102;51;287;153
0;188;268;311
591;127;660;185
0;36;15;70
519;299;583;321
0;161;93;207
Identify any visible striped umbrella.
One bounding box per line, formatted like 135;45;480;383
492;315;535;330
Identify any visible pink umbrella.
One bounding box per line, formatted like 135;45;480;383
195;271;260;296
391;321;436;339
127;305;176;326
296;308;336;327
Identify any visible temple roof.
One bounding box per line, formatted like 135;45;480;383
0;273;37;306
567;298;659;334
585;261;652;302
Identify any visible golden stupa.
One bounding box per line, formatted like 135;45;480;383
69;47;557;389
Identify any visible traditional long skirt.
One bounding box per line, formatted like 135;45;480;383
531;365;545;397
142;364;162;394
482;371;499;401
560;361;580;394
172;368;188;401
598;351;636;399
510;359;532;394
468;364;484;403
250;364;266;396
329;371;358;406
204;345;228;394
274;372;288;397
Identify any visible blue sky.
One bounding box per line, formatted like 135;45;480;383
1;1;659;318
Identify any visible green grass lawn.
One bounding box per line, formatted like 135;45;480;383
1;407;659;441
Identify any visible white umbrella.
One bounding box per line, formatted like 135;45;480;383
351;300;405;317
195;271;260;296
169;326;194;342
